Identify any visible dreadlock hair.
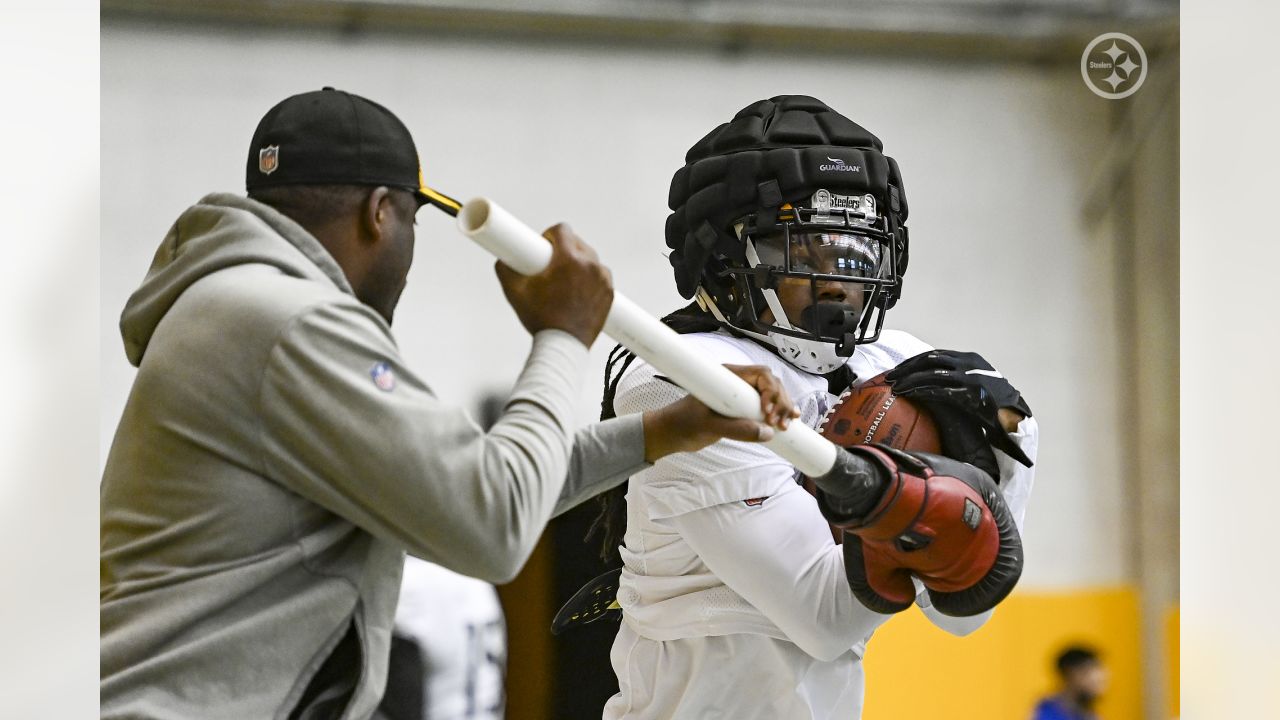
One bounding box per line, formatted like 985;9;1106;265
585;301;722;564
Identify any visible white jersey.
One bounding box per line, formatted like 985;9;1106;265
602;330;1039;720
389;557;506;720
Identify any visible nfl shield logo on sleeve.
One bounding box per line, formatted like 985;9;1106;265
370;361;396;391
259;145;279;175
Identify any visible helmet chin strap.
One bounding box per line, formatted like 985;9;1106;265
743;240;798;332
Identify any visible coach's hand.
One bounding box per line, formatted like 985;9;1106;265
641;364;799;463
495;223;613;348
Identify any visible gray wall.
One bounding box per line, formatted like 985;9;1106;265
101;18;1141;589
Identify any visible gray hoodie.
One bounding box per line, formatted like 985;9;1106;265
100;193;646;719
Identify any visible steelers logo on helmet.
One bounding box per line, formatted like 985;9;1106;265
665;95;911;375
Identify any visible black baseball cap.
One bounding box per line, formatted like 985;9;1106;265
246;87;460;215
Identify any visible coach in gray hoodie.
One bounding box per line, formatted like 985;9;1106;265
100;88;793;719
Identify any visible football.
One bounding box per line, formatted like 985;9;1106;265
818;371;941;454
803;371;942;544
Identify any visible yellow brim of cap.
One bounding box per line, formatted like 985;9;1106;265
418;184;462;216
416;162;462;216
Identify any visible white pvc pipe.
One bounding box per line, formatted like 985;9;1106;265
457;198;838;478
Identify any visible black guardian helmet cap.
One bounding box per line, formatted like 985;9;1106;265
665;95;911;372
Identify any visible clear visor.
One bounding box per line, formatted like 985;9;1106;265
752;231;885;280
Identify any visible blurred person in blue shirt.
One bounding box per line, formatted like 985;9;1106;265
1032;645;1108;720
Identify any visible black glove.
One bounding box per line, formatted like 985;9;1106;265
884;350;1033;477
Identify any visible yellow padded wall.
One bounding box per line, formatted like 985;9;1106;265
861;587;1142;720
1166;606;1179;719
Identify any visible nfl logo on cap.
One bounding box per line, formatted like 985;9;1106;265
370;361;396;391
259;145;279;175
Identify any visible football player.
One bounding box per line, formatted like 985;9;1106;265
589;95;1040;719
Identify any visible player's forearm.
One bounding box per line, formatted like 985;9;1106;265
675;489;892;661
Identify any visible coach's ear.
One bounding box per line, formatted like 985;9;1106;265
358;186;395;246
